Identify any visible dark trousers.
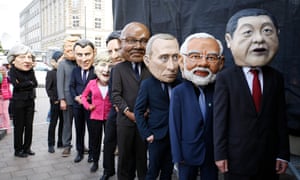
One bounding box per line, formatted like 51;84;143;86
88;119;106;162
146;135;173;180
117;125;147;180
224;173;279;180
12;99;35;152
103;108;117;175
48;102;63;147
178;153;218;180
224;161;279;180
73;106;90;155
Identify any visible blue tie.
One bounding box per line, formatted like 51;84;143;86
82;70;87;84
199;87;206;120
134;63;140;80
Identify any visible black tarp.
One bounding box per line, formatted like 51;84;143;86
112;0;300;135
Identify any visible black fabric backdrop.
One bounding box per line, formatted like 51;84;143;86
112;0;300;135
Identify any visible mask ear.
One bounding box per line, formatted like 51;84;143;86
225;33;232;48
178;54;185;72
218;56;225;70
143;55;150;67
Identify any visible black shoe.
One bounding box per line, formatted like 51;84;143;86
14;151;28;158
87;154;93;163
74;154;83;163
100;173;114;180
90;162;98;172
25;149;35;155
48;146;55;153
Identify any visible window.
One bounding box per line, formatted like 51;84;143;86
72;0;80;10
95;18;101;29
95;37;101;47
95;0;101;9
73;16;80;27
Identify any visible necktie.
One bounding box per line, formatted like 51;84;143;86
82;70;87;84
199;87;206;120
163;83;170;100
250;69;262;112
134;63;140;80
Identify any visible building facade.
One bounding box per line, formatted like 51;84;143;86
20;0;113;60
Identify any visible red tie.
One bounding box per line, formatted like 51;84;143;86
250;69;262;112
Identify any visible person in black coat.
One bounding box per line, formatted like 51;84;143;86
46;51;64;153
100;30;124;180
111;22;151;180
7;44;38;158
214;8;290;180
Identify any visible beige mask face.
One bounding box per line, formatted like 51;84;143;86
225;15;279;67
144;39;180;83
13;53;34;71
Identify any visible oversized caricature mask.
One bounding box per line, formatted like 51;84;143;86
225;8;279;67
144;34;180;83
94;52;113;85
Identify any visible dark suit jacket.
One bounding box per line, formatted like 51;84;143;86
69;66;96;108
111;61;151;127
213;65;290;175
45;69;58;103
169;80;215;166
134;76;181;140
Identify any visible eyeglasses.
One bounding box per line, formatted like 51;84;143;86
183;52;221;63
121;38;148;46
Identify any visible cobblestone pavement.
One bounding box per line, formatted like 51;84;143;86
0;88;297;180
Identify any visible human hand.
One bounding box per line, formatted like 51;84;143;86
146;135;154;143
60;99;67;110
144;109;149;119
215;160;228;173
114;105;119;112
89;104;95;111
75;95;82;104
125;111;136;123
276;159;288;174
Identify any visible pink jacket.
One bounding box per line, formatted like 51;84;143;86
1;76;12;100
81;79;111;121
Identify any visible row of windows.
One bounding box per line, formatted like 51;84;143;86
72;16;101;28
72;0;101;10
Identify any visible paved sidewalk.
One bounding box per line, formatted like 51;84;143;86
0;88;110;180
0;88;297;180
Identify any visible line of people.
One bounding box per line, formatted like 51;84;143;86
4;7;290;180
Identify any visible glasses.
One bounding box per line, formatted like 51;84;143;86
183;52;221;63
121;38;148;46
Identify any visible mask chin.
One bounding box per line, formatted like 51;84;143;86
183;68;216;86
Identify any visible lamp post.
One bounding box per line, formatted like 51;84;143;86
84;6;87;39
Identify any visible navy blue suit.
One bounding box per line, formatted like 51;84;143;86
69;66;96;155
169;80;218;180
135;76;181;180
